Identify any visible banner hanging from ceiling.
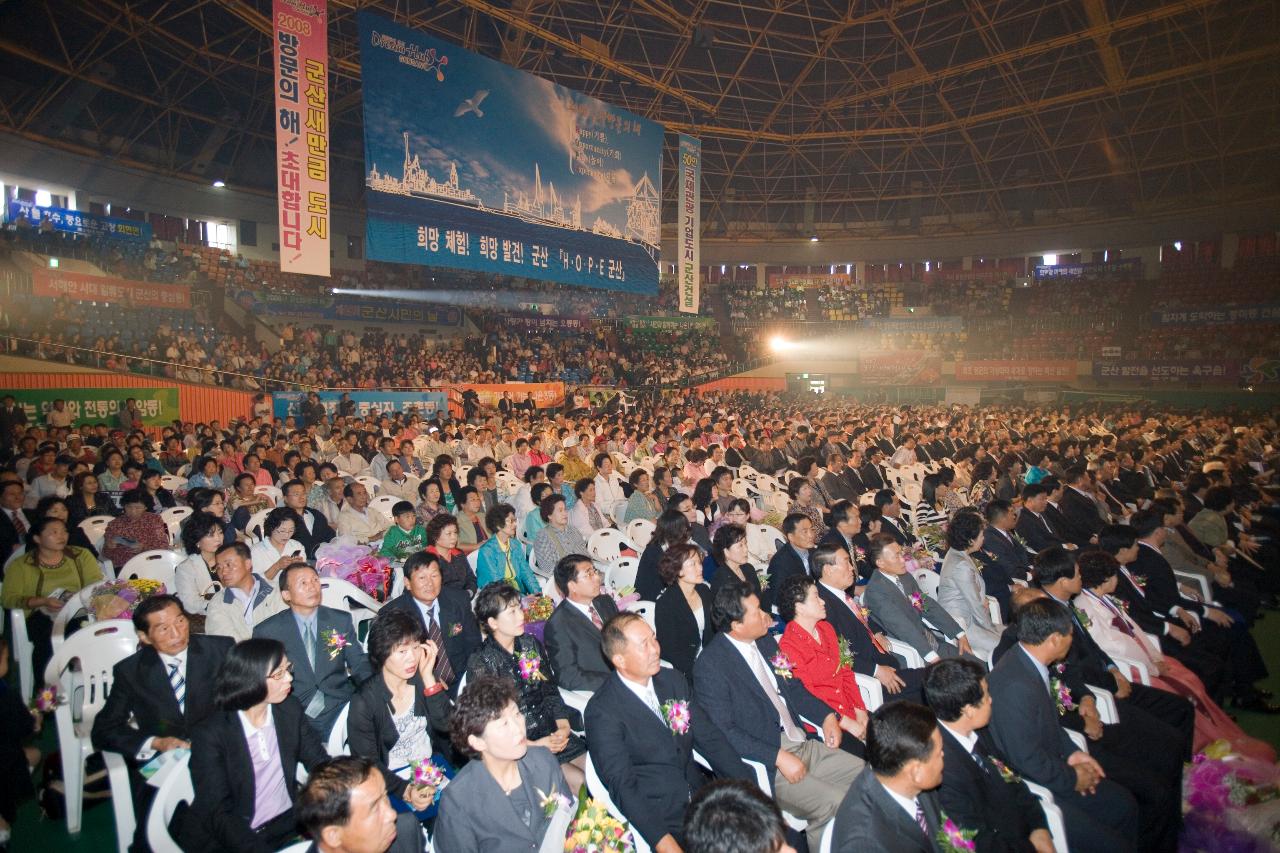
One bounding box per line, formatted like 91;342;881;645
677;134;701;313
357;11;662;294
272;0;330;277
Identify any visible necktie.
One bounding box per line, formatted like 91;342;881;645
304;622;317;670
748;647;805;743
848;595;889;654
11;511;25;537
589;605;603;630
642;686;664;721
426;610;456;685
915;802;929;836
168;661;186;713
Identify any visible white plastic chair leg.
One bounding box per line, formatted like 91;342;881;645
104;751;137;852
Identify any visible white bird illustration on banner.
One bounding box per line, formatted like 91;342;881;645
454;90;489;118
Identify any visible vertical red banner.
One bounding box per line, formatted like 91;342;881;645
273;0;330;277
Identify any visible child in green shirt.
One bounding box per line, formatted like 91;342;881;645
379;501;426;561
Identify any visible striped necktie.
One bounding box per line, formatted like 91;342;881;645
168;661;186;713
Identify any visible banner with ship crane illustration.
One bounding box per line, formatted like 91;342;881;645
358;12;662;294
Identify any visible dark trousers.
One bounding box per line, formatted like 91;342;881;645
1055;779;1139;852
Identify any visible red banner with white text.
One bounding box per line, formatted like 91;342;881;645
33;269;192;309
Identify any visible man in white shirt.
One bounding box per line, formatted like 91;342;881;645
25;453;74;508
45;399;73;429
592;453;629;521
336;482;389;545
206;542;284;641
888;436;920;469
331;436;369;476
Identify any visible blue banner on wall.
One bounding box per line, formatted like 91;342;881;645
357;12;661;295
233;290;463;326
7;200;152;243
272;390;449;421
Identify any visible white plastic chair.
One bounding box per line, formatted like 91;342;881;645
587;528;636;563
912;569;939;598
245;508;270;542
626;518;656;550
1022;780;1070;852
6;600;34;703
353;475;380;494
79;515;115;551
631;600;656;630
327;702;351;756
369;494;402;520
746;524;785;564
986;596;1002;625
319;577;382;638
46;619;139;838
254;484;283;505
159;506;193;542
1087;685;1119;725
887;638;926;669
585;754;651;853
1172;570;1211;602
119;549;180;590
742;757;808;833
854;672;885;710
146;751;193;853
1110;654;1152;685
466;549;481;572
159;475;187;492
559;687;592;718
604;557;640;590
51;581;107;653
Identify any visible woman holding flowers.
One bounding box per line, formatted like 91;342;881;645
465;581;586;790
434;675;572;853
775;574;868;757
1;516;103;682
346;609;454;821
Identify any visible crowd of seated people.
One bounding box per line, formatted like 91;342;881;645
2;389;1279;851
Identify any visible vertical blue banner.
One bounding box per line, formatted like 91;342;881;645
677;134;701;313
357;12;662;294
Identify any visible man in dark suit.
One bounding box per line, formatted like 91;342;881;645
817;501;863;569
0;479;29;569
586;612;752;850
813;545;926;704
379;551;479;693
280;479;335;559
874;490;917;547
830;702;945;853
253;563;374;738
859;448;888;491
694;581;863;851
863;534;975;664
766;513;815;607
980;499;1030;621
986;598;1139;852
0;395;27;444
820;454;863;504
91;595;233;850
1015;483;1066;553
924;658;1054;853
1029;548;1195;761
545;553;619;691
1057;466;1106;547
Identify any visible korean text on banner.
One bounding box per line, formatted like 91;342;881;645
677;134;701;313
357;12;662;295
12;388;178;428
954;360;1077;382
271;391;448;421
7;201;151;243
273;0;330;277
33;269;191;309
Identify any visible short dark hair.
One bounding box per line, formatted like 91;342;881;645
119;488;151;509
945;509;984;550
658;542;702;586
983;498;1013;525
809;544;844;580
1014;598;1072;645
553;553;594;597
1031;544;1077;588
1076;549;1120;589
1129;508;1163;539
775;573;816;623
866;701;938;776
682;779;787;853
262;506;296;539
601;611;646;663
214;638;285;711
1022;483;1049;501
451;674;519;757
180;511;224;555
298;756;379;839
873;489;898;509
711;579;752;632
278;561;315;593
214;541;251;563
923;658;987;723
484;503;515;533
132;594;184;633
474;581;521;635
366;608;426;671
392;500;415;519
456;485;478;505
1097;523;1137;556
425;512;458;546
402;550;442;579
539;493;565;522
781;512;810;536
711;523;747;568
829;500;856;527
865;531;898;568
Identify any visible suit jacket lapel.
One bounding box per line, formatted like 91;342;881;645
866;774;931;852
140;648;184;720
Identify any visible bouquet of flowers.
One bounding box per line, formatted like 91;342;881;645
902;542;936;573
1182;741;1280;851
563;794;635;852
315;541;373;582
32;684;62;713
407;758;449;802
935;814;977;853
607;585;641;612
349;553;393;600
89;578;167;621
837;636;855;672
916;523;945;555
522;593;556;643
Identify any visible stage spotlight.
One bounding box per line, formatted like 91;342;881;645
769;335;790;353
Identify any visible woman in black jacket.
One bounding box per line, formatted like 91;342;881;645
346;608;453;821
653;543;714;679
182;639;329;853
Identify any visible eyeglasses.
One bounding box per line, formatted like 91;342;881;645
269;662;295;680
577;566;600;580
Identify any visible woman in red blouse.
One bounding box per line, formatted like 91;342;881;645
776;573;868;757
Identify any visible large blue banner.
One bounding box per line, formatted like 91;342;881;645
358;12;661;295
7;200;152;243
273;390;449;420
233;290;463;326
